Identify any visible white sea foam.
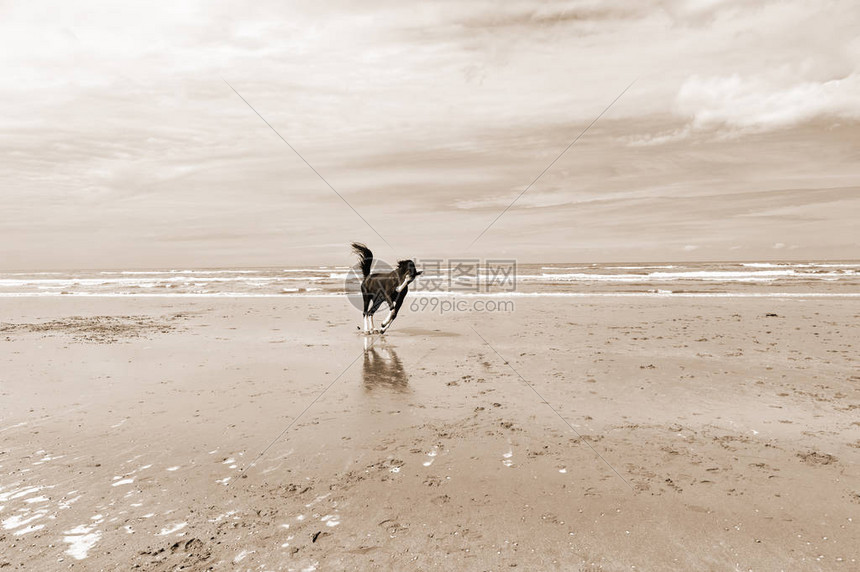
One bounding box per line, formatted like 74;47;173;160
543;265;677;270
234;550;252;563
1;291;858;300
304;493;330;508
410;291;860;298
0;275;327;289
99;269;260;275
3;509;48;530
14;523;45;536
158;522;187;535
63;524;101;560
1;262;856;297
0;485;45;503
321;514;341;527
0;292;344;298
523;270;852;282
742;262;858;269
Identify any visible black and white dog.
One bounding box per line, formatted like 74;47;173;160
351;242;422;334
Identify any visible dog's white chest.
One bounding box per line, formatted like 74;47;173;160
395;277;411;293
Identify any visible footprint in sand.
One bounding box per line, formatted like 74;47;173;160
423;447;438;467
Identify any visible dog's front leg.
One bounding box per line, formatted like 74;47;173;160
380;299;401;333
380;308;395;331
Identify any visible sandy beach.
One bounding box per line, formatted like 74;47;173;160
0;295;857;570
5;0;860;568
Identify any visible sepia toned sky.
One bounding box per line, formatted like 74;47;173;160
1;0;858;270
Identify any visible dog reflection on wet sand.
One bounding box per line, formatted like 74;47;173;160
362;338;408;392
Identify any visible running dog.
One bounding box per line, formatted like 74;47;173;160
351;242;422;334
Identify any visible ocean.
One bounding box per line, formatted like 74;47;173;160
1;261;858;297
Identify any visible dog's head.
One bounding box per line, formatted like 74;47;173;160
397;259;423;282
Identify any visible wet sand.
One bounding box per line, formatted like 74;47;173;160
1;296;858;570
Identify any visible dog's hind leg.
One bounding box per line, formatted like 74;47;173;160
368;295;386;333
361;291;374;334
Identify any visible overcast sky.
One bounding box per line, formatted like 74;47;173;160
1;0;858;269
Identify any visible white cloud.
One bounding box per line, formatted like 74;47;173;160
676;72;860;132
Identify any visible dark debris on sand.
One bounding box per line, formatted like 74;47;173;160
0;313;188;344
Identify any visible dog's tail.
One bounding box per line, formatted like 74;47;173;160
351;242;373;278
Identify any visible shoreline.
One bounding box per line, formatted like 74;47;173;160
1;291;860;298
